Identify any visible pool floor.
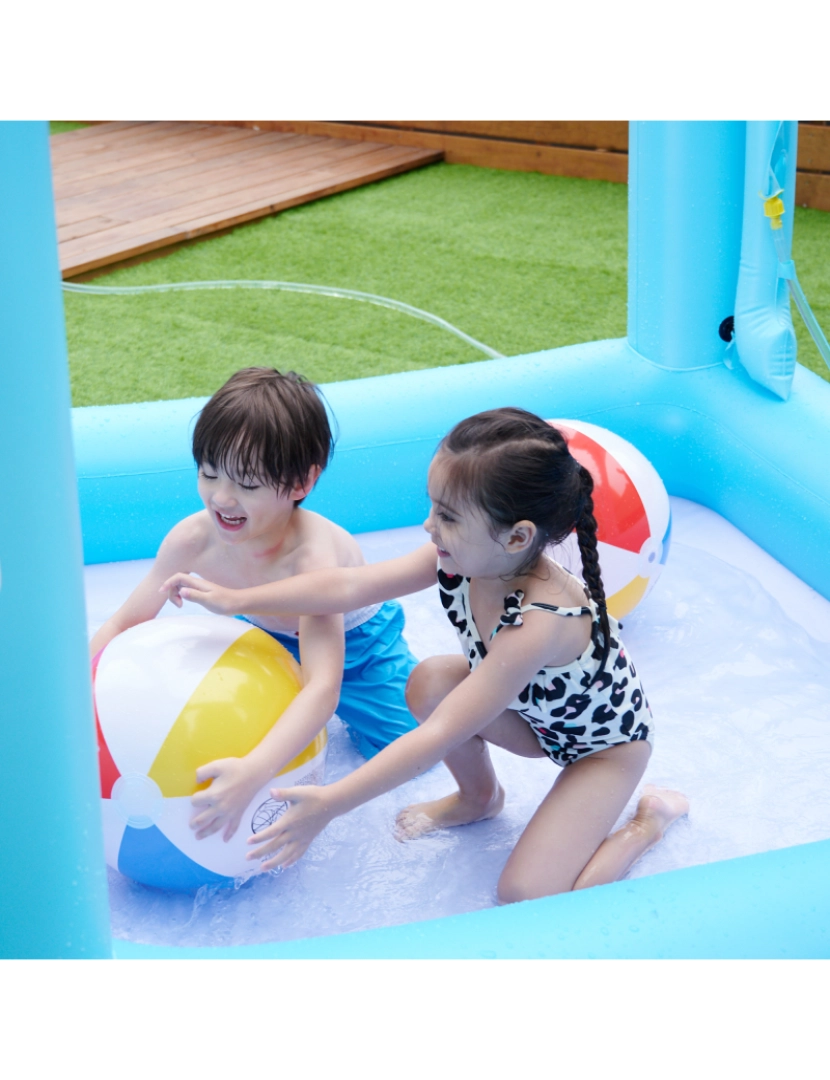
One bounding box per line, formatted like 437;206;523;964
84;498;830;948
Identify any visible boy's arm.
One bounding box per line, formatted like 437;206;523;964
89;517;207;657
161;542;438;618
188;613;344;842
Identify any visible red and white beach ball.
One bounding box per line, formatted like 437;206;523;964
547;419;671;618
94;616;327;893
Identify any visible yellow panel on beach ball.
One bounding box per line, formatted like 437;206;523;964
606;575;650;620
148;627;321;797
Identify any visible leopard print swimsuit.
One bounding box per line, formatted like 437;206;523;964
437;566;653;765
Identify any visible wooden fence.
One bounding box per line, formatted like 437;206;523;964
220;121;830;211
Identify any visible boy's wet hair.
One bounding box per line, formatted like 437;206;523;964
192;368;334;500
437;407;612;672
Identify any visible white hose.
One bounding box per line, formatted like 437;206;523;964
771;229;830;372
62;279;505;360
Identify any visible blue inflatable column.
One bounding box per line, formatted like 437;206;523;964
628;122;746;369
0;123;111;958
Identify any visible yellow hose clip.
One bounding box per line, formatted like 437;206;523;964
763;191;786;231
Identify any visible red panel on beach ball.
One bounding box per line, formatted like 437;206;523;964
556;425;650;555
92;648;120;799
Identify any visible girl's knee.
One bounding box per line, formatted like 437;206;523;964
496;864;575;905
496;875;526;906
496;875;543;907
404;662;432;723
405;655;467;722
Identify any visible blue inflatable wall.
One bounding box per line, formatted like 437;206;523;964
2;120;829;959
0;123;111;958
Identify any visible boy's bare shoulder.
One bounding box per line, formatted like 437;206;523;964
290;509;365;572
157;512;213;565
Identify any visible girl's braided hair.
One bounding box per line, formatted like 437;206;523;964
437;407;612;672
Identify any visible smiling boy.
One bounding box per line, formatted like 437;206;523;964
89;367;418;843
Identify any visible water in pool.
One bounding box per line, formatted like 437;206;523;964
84;498;830;948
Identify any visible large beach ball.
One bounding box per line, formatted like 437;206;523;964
548;419;671;618
94;616;327;892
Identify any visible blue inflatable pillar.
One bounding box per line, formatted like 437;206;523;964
628;122;746;369
0;123;111;958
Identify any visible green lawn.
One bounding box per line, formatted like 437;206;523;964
61;157;830;407
50;121;90;134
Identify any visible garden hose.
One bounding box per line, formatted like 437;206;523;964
62;279;505;360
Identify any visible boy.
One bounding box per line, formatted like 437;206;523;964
90;367;418;843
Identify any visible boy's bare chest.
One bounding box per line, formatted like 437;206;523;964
196;547;306;634
198;547;301;589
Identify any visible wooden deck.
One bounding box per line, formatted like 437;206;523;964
51;122;442;278
221;121;830;211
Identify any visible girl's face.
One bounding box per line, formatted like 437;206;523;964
424;454;535;579
197;462;300;547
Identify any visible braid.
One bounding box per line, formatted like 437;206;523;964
574;464;612;675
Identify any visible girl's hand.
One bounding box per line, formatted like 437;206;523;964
161;573;238;615
246;785;335;870
189;757;264;841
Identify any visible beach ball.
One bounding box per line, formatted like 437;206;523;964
94;615;327;892
547;419;671;618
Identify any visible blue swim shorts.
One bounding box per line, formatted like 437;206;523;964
241;601;419;759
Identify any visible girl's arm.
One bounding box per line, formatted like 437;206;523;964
246;609;564;869
160;542;438;618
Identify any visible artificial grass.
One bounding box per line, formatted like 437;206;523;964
64;163;629;406
50;121;90;134
62;159;830;407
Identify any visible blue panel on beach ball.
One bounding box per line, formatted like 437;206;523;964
118;825;232;893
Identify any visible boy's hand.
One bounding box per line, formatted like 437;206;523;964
161;573;237;615
189;757;265;841
246;785;335;870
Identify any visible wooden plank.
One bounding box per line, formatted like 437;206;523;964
441;138;626;181
55;134;327;225
52;124;262;184
58;137;417;237
53;132;322;203
52;124;266;180
60;146;441;272
62;144;440;258
51;120;227;156
798;124;830;175
796;170;830;213
56;138;395;251
223;121;627;182
54;132;319;203
61;163;438;277
360;121;629;151
165;146;443;238
59;143;441;277
57;215;123;245
49;121;141;154
50;122;200;165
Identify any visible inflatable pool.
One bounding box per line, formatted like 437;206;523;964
2;120;830;958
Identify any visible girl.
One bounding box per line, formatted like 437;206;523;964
163;408;688;902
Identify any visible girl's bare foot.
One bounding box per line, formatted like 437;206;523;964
395;785;505;840
572;783;689;892
635;784;690;851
